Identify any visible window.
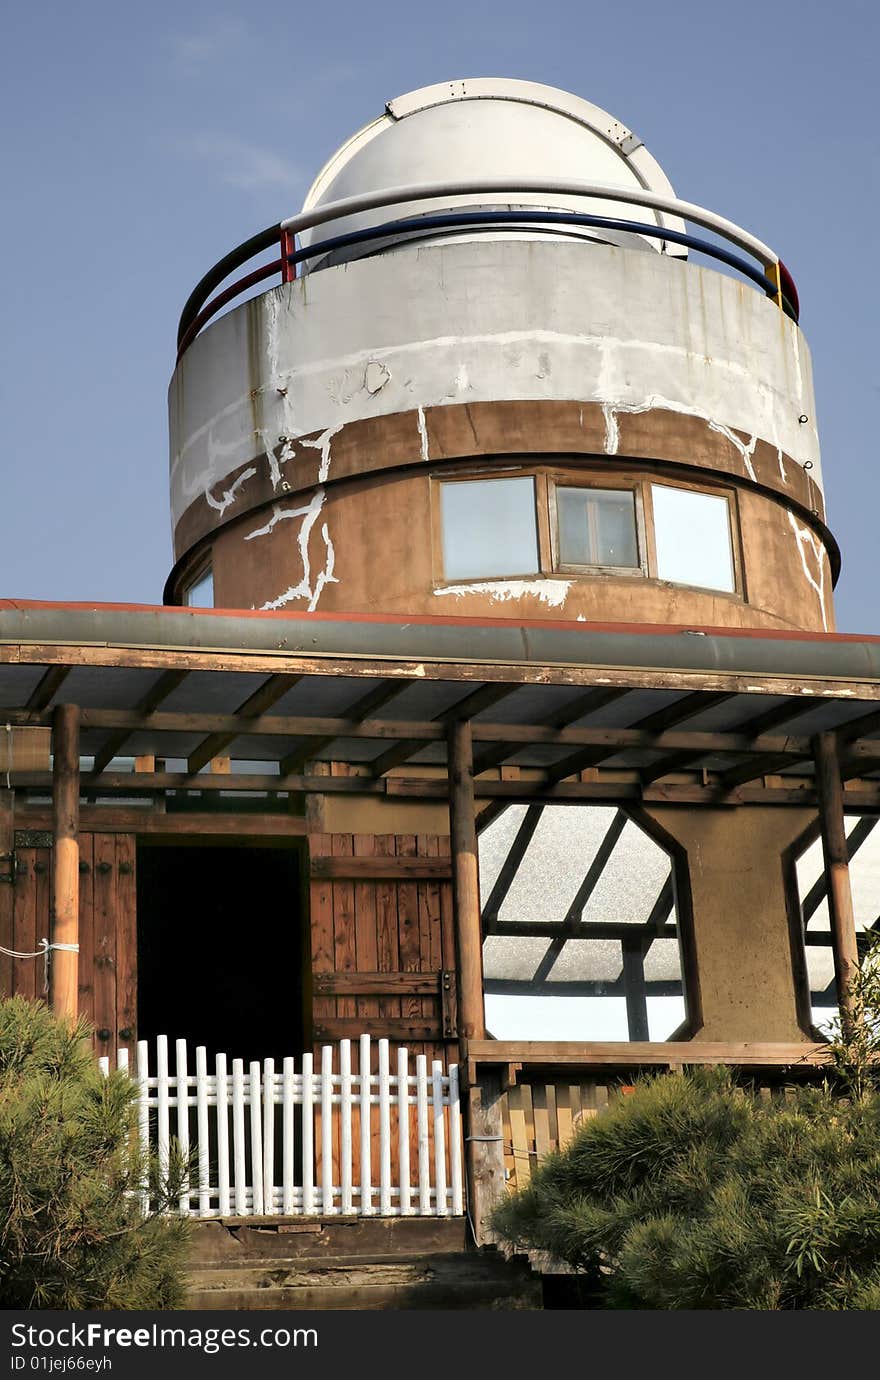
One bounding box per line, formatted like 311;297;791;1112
555;486;640;571
651;485;735;593
439;477;539;580
434;466;742;598
184;563;214;608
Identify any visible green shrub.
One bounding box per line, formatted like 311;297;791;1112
0;997;190;1309
492;945;880;1310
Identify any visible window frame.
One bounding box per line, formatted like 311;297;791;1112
547;472;648;579
431;463;746;601
432;472;542;586
643;478;744;598
182;558;214;609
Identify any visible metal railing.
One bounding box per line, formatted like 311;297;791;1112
175;179;800;361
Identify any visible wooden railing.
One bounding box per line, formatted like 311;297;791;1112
465;1040;830;1237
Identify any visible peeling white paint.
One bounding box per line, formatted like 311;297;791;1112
434;579;573;608
205;465;257;515
787;510;828;631
602;394;759;483
777;447;788;485
299;423;344;484
171;242;822;526
245;489;339;613
417;406;429;461
365;361;391;394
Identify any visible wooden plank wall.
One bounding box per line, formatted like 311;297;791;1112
1;831;137;1060
309;831;456;1069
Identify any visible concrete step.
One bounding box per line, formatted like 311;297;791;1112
185;1221;543;1310
188;1216;470;1266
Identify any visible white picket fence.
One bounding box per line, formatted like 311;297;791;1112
101;1035;464;1219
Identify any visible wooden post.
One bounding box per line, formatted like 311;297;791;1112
449;720;491;1235
448;720;485;1051
50;704;80;1021
814;732;859;1033
467;1068;507;1245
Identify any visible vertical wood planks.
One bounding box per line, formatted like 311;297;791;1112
115;836;137;1054
76;835;95;1027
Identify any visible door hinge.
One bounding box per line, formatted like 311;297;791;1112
0;851;17;884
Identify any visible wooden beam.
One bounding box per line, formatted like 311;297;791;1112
466;1039;830;1072
279;677;412;777
371;681;521;777
309;855;452;880
472;686;630;776
541;691;738;786
187;673;303;773
448;720;485;1051
814;732;860;1033
50;704;79;1021
25;666;71;714
718;751;806;791
14;807;308;837
89;669;190;779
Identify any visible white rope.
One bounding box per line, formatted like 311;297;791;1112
0;938;79;994
4;723;11;790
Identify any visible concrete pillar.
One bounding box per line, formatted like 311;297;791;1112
637;804;815;1042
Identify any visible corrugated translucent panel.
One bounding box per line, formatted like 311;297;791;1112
440;478;538;580
652;485;734;592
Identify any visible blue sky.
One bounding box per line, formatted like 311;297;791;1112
2;0;878;629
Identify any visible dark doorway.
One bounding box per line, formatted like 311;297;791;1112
137;844;304;1062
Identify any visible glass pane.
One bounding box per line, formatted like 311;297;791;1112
185;567;214;608
652;485;735;592
440;478;538;580
557;487;639;568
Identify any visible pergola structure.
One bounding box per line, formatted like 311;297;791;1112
2;601;877;1039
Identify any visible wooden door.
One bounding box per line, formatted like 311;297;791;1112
1;828;137;1060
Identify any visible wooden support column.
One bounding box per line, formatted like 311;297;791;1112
448;720;485;1051
50;704;80;1021
814;732;859;1034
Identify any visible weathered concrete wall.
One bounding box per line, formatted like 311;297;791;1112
206;459;833;632
168;239;826;627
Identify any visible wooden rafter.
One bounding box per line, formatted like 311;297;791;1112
88;669;190;780
370;682;521;777
279;677;413;778
186;673;304;774
25;665;71;713
541;690;737;786
472;686;630;777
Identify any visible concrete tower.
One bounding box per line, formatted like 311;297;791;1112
167;79;833;639
164;80;842;1048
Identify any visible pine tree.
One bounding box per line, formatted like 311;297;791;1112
0;997;190;1309
492;943;880;1310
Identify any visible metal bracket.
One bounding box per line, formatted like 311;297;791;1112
0;851;16;884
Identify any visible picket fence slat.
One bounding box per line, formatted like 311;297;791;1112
111;1035;463;1220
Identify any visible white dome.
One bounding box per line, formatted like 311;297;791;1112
299;79;686;269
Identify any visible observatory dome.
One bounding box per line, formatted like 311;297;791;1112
298;78;687;268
